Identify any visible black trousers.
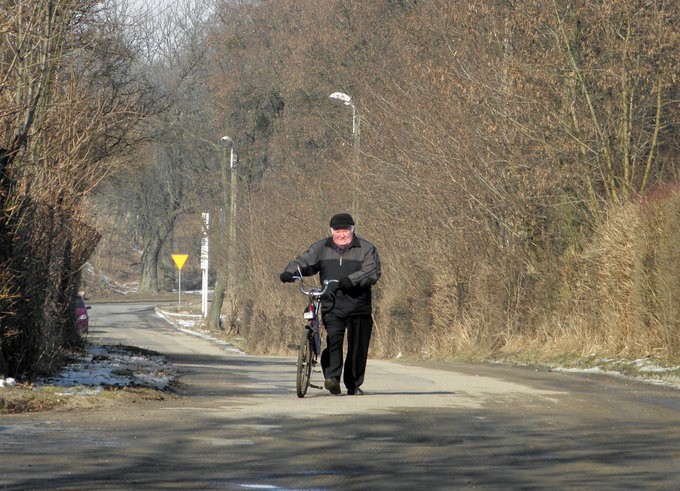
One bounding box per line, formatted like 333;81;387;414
321;313;373;390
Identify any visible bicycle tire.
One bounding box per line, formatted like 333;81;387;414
296;328;313;397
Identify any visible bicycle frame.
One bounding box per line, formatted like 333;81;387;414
304;295;322;356
290;267;338;397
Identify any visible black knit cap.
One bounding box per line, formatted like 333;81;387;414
329;213;355;229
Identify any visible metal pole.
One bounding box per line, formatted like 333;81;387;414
350;101;359;214
201;212;209;318
225;149;237;323
351;101;360;150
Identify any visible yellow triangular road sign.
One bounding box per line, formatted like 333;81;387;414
172;254;189;270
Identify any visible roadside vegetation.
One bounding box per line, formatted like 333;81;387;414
2;0;679;382
0;0;155;378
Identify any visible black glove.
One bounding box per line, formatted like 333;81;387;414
280;271;295;283
321;280;340;301
339;276;353;290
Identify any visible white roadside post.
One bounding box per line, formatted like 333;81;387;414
201;213;210;318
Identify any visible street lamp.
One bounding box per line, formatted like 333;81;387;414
330;91;359;149
330;91;361;217
221;136;237;328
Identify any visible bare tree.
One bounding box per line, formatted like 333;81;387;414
0;0;152;377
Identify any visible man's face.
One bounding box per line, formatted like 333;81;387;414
331;227;354;247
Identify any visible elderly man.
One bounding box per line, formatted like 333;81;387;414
280;213;381;395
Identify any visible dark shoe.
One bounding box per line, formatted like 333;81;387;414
324;378;341;395
347;387;364;396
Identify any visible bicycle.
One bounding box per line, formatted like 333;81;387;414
288;268;338;398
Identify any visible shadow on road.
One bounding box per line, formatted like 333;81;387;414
3;405;679;490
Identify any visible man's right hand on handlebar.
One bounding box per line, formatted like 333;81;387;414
280;271;296;283
339;276;353;290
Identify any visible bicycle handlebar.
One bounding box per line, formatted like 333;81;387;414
292;266;339;297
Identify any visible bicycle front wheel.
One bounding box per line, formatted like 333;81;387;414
296;329;313;398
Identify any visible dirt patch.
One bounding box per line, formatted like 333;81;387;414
0;385;63;413
0;384;175;414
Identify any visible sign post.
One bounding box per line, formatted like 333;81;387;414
201;213;209;318
171;254;189;309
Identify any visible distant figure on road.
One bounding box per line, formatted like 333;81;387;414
280;213;381;395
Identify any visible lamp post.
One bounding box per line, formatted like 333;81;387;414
330;91;360;215
329;91;359;150
221;136;237;328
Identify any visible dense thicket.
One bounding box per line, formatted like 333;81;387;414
0;0;150;377
201;0;679;361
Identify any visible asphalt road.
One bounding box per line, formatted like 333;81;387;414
1;302;680;490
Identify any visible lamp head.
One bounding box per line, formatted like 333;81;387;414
330;92;352;105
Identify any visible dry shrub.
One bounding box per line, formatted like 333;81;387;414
370;272;421;358
639;189;680;360
0;198;99;378
428;247;523;359
546;189;680;362
375;220;534;361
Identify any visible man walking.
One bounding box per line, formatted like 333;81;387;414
280;213;381;395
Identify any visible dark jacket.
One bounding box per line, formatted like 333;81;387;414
284;234;381;317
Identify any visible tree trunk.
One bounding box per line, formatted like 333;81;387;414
139;210;177;294
206;274;225;330
139;232;162;293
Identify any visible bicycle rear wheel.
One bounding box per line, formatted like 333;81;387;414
296;329;313;398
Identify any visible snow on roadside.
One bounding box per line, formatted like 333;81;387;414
552;358;680;390
154;308;245;355
37;345;179;393
0;377;16;387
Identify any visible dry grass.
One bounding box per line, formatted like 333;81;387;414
0;384;173;414
533;190;680;363
381;190;680;367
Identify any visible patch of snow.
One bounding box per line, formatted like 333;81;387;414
553;358;680;390
37;344;178;390
84;262;138;294
0;377;16;387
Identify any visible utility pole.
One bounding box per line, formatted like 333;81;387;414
221;136;237;331
227;146;237;328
